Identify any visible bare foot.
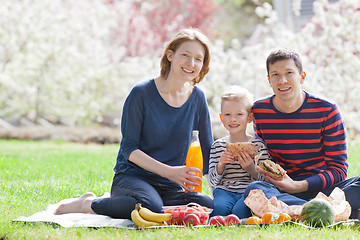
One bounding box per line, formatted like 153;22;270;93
54;192;96;215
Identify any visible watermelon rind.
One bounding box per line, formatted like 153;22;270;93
300;199;335;228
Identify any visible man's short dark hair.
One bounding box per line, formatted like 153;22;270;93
266;49;303;74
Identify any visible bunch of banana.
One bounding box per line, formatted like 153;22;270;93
131;203;172;228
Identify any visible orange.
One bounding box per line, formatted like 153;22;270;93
245;216;262;225
262;212;279;224
276;213;291;223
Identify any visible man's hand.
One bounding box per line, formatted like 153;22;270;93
256;166;308;194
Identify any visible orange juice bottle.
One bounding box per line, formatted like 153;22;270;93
185;130;203;193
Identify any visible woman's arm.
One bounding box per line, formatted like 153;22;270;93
197;88;213;175
128;149;201;192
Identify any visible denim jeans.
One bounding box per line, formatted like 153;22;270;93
210;188;251;219
91;173;214;219
244;176;360;219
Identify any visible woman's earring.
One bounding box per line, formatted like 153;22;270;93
301;72;306;79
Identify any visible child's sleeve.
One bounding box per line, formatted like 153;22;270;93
252;137;269;181
208;140;225;188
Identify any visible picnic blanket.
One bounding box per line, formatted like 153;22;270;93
13;193;135;229
13;193;359;230
13;205;359;230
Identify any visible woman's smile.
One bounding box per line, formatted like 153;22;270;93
182;67;194;74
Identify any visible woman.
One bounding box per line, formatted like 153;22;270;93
55;28;214;219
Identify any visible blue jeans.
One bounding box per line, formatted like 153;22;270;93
244;176;360;219
210;188;251;219
91;173;214;219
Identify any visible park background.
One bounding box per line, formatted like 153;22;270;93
1;0;359;142
1;1;360;239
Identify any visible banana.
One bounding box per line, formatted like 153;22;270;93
138;204;172;223
131;203;166;228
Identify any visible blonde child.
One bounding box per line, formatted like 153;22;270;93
208;85;269;218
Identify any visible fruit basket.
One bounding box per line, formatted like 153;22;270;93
163;203;212;226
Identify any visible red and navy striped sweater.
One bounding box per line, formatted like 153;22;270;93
252;91;348;193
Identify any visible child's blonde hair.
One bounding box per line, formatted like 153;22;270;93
221;85;254;113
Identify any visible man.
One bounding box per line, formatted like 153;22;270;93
244;48;360;219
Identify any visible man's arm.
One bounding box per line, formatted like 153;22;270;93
256;165;309;193
252;98;348;194
306;105;348;192
256;105;347;194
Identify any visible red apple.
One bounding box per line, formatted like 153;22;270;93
224;214;241;225
209;215;226;226
183;213;201;226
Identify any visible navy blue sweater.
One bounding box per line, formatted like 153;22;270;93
113;79;213;188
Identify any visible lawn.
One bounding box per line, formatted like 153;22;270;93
0;139;359;239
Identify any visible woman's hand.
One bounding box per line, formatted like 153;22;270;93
164;166;202;192
128;149;202;192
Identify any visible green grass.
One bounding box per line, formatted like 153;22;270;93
0;139;359;239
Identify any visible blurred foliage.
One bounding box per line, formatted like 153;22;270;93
108;0;218;57
0;0;359;139
212;0;273;45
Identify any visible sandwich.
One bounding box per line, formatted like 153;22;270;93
258;160;286;180
226;142;259;160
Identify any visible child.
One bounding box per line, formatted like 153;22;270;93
208;85;269;218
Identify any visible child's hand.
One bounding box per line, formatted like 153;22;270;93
237;151;254;169
217;151;235;175
237;151;256;174
219;151;235;165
